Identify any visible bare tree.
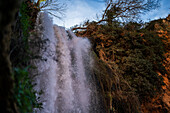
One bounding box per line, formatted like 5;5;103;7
72;0;160;30
35;0;67;19
98;0;160;24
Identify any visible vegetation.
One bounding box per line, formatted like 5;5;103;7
74;1;169;112
101;0;160;22
9;0;68;112
0;0;169;112
92;51;141;113
36;0;66;19
10;1;42;112
13;67;42;113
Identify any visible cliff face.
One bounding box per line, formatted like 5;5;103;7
141;15;170;113
92;52;140;113
75;14;170;113
0;0;21;112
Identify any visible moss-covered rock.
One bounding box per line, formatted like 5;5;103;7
92;51;141;113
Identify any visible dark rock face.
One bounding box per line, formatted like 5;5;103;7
0;0;21;113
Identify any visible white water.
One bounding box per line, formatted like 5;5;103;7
31;12;98;113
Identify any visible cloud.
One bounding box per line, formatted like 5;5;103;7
53;0;104;28
53;0;169;28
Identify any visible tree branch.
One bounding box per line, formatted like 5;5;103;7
72;27;87;31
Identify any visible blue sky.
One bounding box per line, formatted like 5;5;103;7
141;0;170;21
53;0;170;28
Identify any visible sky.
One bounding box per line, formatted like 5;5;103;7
53;0;170;28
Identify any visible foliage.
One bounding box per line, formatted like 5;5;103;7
10;1;42;112
115;28;166;99
19;2;31;39
11;1;40;67
76;18;168;112
13;67;42;113
92;52;141;113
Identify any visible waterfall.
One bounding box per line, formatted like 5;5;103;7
31;12;99;113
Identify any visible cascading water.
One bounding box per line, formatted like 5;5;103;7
31;12;99;113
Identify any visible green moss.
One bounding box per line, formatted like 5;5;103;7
10;1;42;112
19;2;31;39
13;67;42;113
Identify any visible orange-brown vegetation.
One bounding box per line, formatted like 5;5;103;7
141;15;170;113
75;15;170;113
